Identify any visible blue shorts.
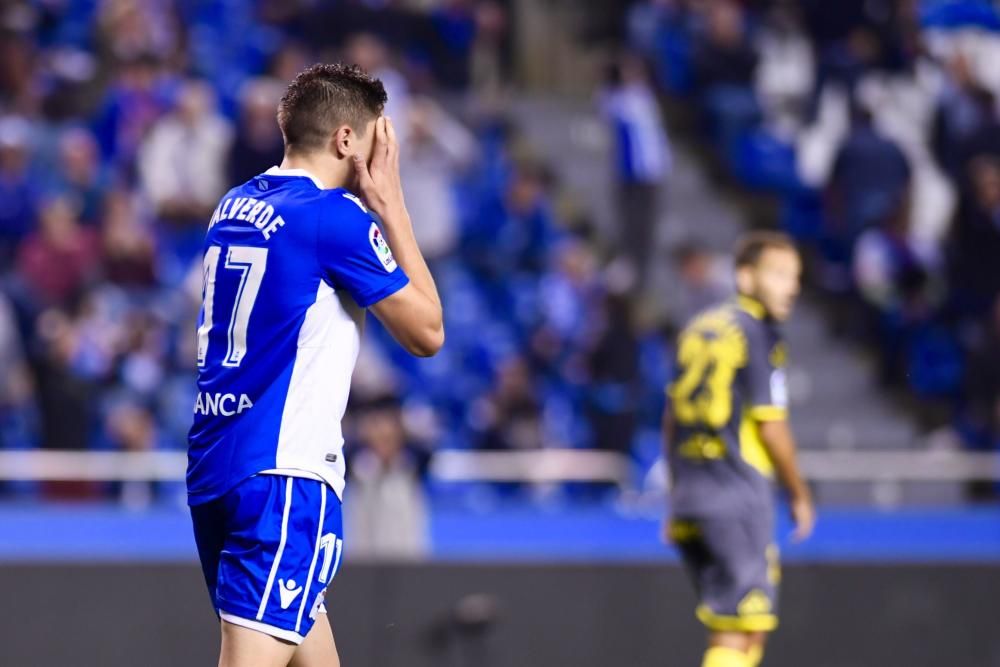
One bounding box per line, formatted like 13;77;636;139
191;473;344;644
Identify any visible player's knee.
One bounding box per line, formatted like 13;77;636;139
708;630;753;652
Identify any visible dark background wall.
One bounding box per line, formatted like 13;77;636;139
2;563;998;667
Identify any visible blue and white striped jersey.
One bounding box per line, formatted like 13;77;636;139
187;167;409;506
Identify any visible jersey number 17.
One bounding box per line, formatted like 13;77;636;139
197;245;268;368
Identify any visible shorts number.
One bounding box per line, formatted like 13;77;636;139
197;245;268;367
317;533;343;584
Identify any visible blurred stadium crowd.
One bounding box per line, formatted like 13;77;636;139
624;0;1000;452
0;0;674;512
6;0;1000;515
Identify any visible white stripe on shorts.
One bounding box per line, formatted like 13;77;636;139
257;477;294;621
295;483;326;633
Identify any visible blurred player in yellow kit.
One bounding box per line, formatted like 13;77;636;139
663;232;815;667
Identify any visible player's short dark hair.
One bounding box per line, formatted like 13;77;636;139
734;231;798;268
277;63;387;154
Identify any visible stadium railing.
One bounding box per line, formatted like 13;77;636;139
0;449;998;485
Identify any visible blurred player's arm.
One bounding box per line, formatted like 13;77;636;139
745;323;814;541
356;116;444;357
661;401;675;460
659;401;675;544
758;418;814;541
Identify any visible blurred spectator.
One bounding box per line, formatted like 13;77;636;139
345;32;411;143
694;0;760;148
139;79;232;223
854;203;943;383
0;116;38;268
0;290;34;449
469;0;510;100
267;41;311;89
100;189;158;287
948;156;1000;318
585;291;639;453
346;396;430;559
466;160;559;280
53;128;109;226
116;309;169;402
931;54;997;182
95;0;182;66
600;53;671;291
430;0;478;90
826;107;911;277
16;195;100;306
471;356;543;451
662;242;733;330
948;87;1000;194
695;1;757;91
228;78;285;186
0;26;37;113
854;209;941;317
401;97;479;262
962;295;1000;451
533;239;601;383
754;2;815;136
106;401;159;508
92;53;170;175
32;305;98;452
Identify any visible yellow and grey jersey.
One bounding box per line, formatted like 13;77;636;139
666;296;789;518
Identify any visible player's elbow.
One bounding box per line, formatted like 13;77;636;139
407;321;445;357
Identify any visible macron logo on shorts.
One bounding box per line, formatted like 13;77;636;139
278;579;304;610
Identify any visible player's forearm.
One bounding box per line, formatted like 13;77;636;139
379;205;443;316
759;420;811;501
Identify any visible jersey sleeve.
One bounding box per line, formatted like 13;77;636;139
744;320;789;422
317;191;409;308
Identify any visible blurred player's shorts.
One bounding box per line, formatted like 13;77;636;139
670;515;780;632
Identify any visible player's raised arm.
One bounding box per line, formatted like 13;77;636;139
353;116;443;357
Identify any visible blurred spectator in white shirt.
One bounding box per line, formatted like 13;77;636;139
400;97;479;262
139;79;233;222
346;396;430;560
755;2;815;137
599;53;671;292
345;32;411;144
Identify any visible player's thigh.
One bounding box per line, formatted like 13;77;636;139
219;619;297;667
191;496;229;610
289;612;339;667
670;517;713;587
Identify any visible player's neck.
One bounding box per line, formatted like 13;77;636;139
278;153;350;191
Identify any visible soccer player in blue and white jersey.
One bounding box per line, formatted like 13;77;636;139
188;63;443;667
